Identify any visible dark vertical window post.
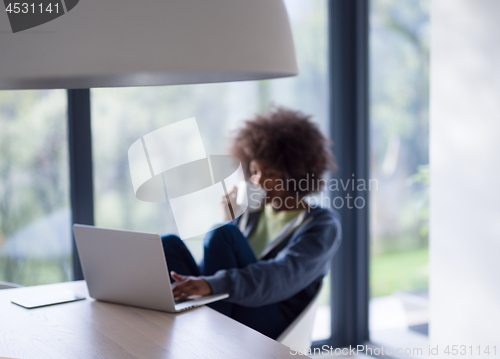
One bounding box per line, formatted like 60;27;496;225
68;89;94;280
328;0;369;347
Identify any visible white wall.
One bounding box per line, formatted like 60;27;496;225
430;0;500;353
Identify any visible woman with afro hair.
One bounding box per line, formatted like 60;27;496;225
161;106;341;339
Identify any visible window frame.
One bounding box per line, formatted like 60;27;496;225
312;0;370;349
68;89;93;281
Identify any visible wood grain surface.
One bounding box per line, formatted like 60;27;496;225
0;281;296;358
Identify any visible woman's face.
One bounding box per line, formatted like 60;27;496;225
249;159;288;200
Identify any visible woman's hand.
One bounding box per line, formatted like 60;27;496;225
171;271;212;302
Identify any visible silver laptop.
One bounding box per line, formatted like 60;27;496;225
73;224;229;312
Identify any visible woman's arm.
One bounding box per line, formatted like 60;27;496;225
202;209;341;307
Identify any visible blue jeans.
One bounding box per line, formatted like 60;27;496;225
161;224;289;339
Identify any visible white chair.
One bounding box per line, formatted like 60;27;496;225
0;281;23;289
277;282;323;351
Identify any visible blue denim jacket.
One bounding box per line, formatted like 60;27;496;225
203;206;342;322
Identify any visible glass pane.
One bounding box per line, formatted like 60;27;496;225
369;0;430;349
92;0;330;341
0;90;71;286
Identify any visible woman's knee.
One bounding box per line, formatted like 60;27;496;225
203;224;241;248
161;234;183;251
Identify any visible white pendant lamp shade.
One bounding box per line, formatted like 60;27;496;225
0;0;297;90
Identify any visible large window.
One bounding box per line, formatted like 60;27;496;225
369;0;430;348
0;90;71;285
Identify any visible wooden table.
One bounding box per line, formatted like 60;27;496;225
0;281;296;358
